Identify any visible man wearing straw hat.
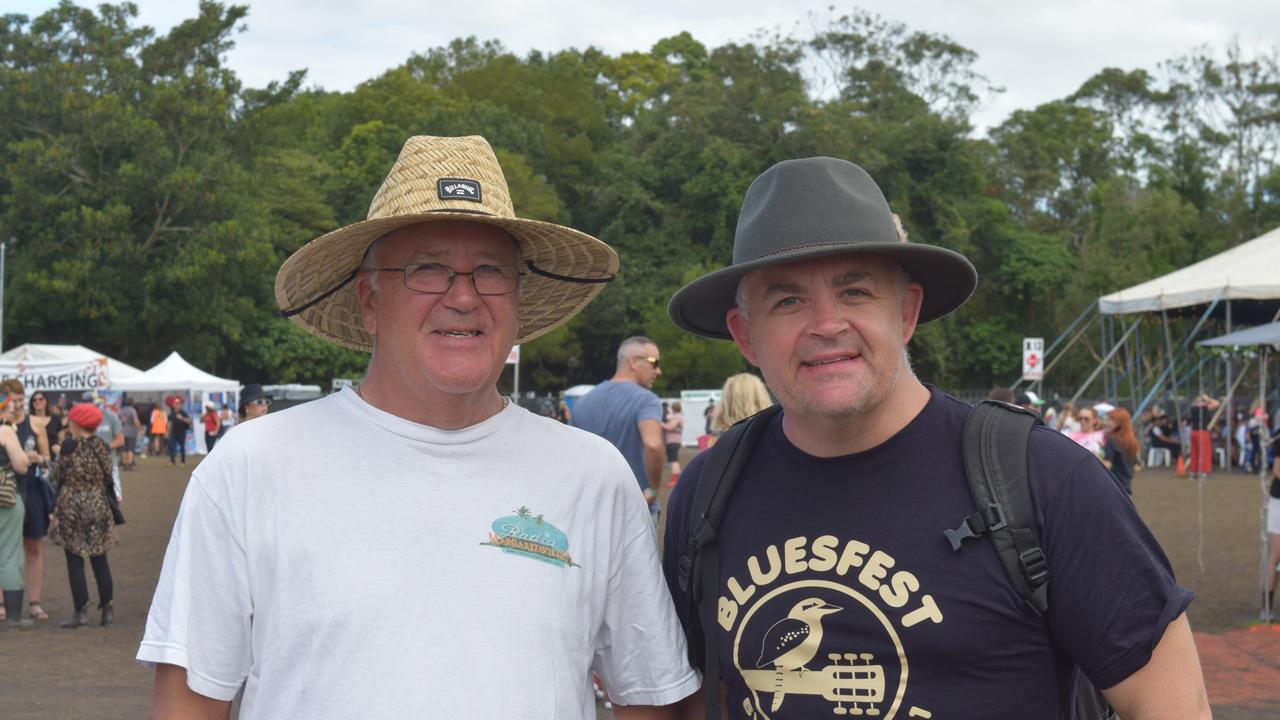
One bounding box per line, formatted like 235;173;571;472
662;157;1210;718
139;136;698;718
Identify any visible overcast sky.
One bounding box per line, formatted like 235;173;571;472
10;0;1279;131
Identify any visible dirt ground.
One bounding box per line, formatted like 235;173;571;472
0;453;1276;718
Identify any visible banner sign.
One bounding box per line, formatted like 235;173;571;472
0;357;110;392
1022;338;1044;381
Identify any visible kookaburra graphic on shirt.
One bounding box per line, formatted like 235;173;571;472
663;387;1194;719
717;532;942;718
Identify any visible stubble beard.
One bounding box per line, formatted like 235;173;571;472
778;349;906;423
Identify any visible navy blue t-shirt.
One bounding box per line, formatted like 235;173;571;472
663;386;1192;718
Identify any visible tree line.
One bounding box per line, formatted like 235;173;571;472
2;1;1278;394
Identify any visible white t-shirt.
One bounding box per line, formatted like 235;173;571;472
137;387;698;718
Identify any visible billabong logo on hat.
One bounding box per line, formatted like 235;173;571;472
438;178;482;202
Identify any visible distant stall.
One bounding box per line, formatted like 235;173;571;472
111;352;240;454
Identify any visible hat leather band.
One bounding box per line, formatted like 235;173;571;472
278;267;361;318
525;260;615;285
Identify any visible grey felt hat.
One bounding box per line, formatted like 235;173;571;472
668;156;978;339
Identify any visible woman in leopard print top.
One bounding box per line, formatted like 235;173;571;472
48;403;117;628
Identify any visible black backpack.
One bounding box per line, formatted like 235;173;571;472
676;400;1116;720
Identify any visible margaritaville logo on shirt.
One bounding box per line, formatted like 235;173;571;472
480;506;579;568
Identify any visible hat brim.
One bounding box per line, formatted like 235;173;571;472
668;243;978;340
275;213;619;351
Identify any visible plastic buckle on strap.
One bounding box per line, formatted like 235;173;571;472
1019;547;1049;584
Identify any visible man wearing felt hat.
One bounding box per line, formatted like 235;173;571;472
661;157;1209;718
139;136;697;719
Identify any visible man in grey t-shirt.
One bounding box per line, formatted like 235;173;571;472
571;336;665;508
84;391;125;498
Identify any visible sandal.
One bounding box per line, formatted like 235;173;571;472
29;602;49;621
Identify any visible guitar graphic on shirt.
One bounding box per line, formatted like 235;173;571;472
741;653;886;715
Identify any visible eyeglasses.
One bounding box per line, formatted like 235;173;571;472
632;356;660;369
367;263;522;296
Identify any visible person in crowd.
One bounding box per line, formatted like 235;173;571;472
0;390;34;629
709;372;773;434
218;403;235;438
1058;401;1081;434
201;402;222;452
48;402;117;628
119;397;141;470
1267;438;1280;615
662;401;684;487
662;155;1209;717
166;399;191;465
1103;407;1140;495
86;392;125;500
571;336;666;515
1068;405;1106;456
1187;394;1221;478
149;404;167;457
6;381;54;624
237;384;272;423
29;391;61;461
1147;407;1182;464
139;135;696;718
1244;402;1265;474
1016;390;1045;415
48;397;68;448
986;387;1015;403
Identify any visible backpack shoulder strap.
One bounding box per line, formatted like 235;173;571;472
945;400;1050;614
678;403;781;720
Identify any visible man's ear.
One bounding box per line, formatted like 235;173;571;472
726;307;759;367
356;272;378;336
899;282;924;344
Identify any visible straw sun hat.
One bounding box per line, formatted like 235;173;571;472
275;135;618;351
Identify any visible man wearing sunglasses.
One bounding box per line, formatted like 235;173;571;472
571;337;667;515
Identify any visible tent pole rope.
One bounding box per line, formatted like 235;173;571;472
1137;291;1224;421
1225;301;1233;475
1260;348;1271;623
1068;317;1142;408
1161;311;1187;459
1040;319;1096;378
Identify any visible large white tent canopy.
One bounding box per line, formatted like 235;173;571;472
0;343;143;377
110;351;238;393
1098;225;1280;315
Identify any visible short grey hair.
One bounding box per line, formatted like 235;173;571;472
616;335;656;368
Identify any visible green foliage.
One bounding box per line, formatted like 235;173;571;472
1;2;1278;397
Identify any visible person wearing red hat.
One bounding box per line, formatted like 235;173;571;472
48;403;118;628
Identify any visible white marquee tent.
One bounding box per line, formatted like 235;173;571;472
111;351;238;394
0;343;143;392
1099;225;1280;314
112;352;240;454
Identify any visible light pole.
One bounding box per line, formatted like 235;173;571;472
0;236;15;354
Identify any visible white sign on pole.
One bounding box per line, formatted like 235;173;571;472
506;345;520;365
1022;337;1044;381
